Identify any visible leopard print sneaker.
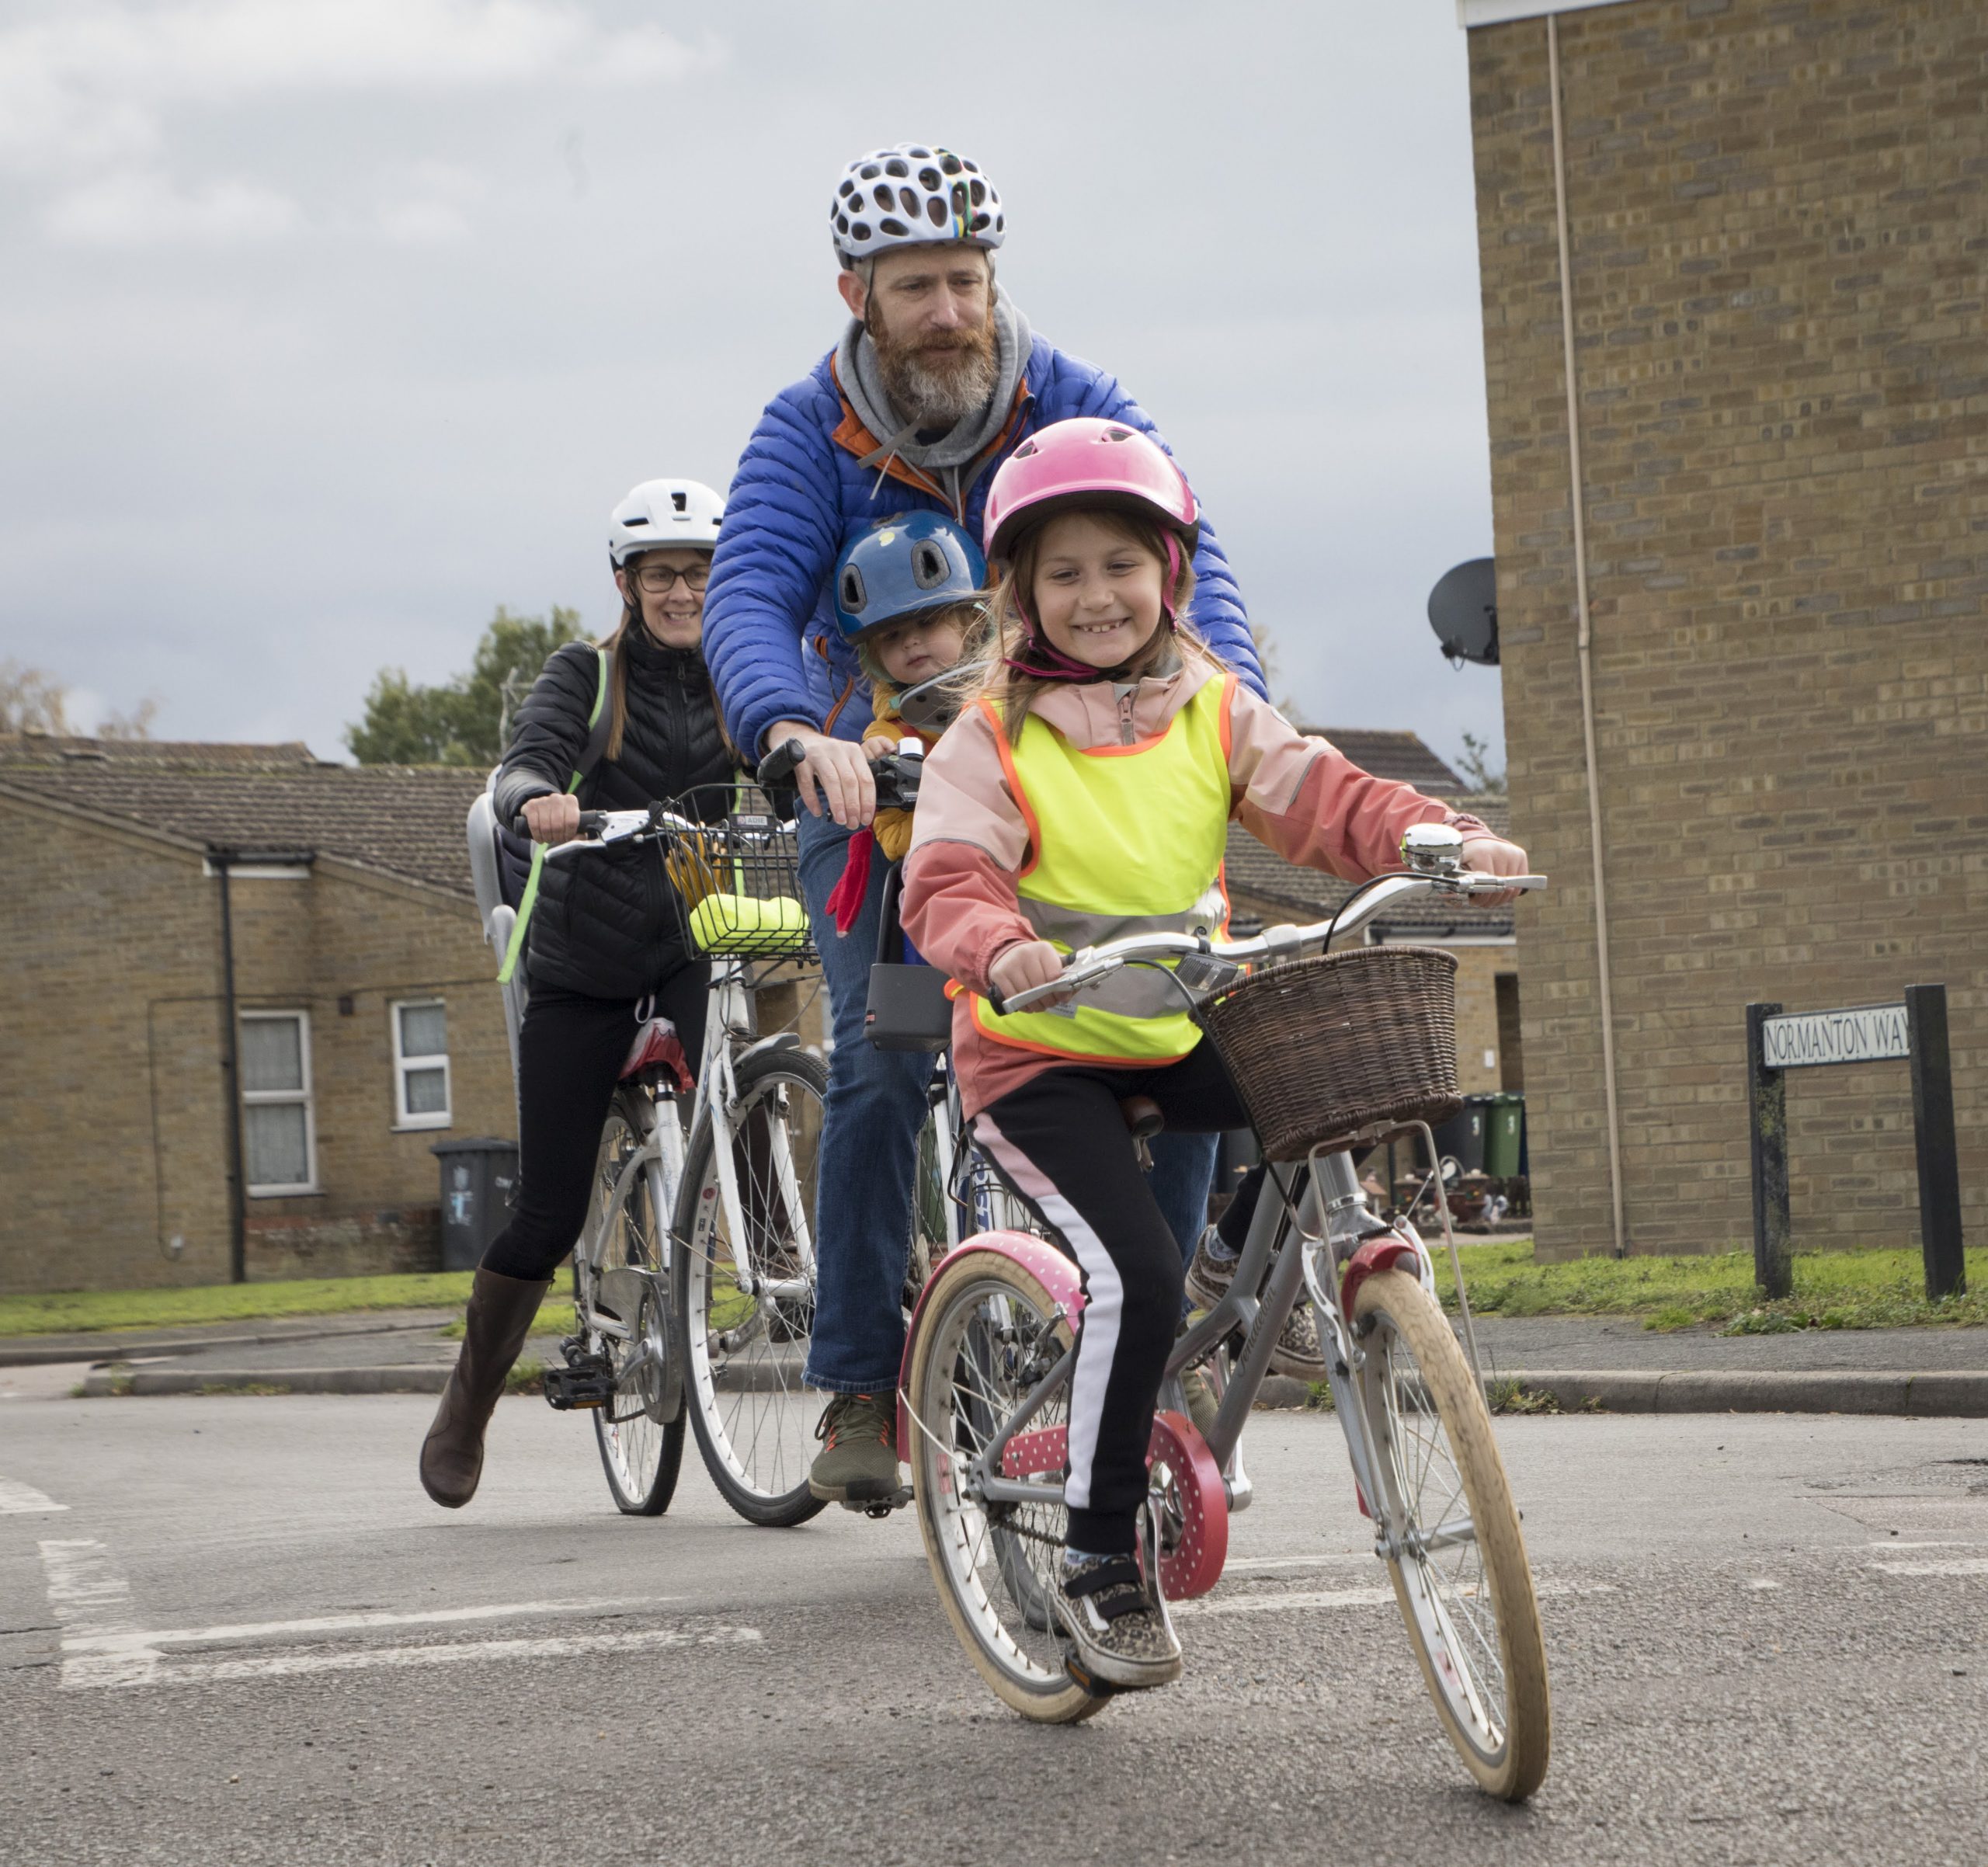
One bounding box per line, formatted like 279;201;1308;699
1055;1553;1183;1691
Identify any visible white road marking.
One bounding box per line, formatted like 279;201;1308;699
1866;1540;1986;1552
38;1539;157;1687
0;1477;68;1514
1180;1577;1614;1618
1872;1559;1988;1577
142;1625;763;1686
35;1549;757;1691
1744;1578;1781;1591
1222;1555;1375;1573
61;1595;686;1655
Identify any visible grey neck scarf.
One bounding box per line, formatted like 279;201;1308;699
836;283;1034;512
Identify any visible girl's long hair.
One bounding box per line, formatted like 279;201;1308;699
952;509;1203;742
603;558;734;763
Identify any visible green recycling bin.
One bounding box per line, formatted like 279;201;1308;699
1482;1093;1525;1179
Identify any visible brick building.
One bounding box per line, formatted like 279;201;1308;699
0;736;512;1295
1460;0;1986;1257
1223;728;1521;1099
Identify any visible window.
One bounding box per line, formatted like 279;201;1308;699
239;1012;317;1195
391;999;451;1129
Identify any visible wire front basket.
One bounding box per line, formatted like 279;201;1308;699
659;785;816;963
1194;946;1462;1161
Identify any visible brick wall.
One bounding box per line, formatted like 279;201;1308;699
1467;0;1987;1257
0;808;516;1294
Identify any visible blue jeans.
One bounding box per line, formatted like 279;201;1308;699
795;812;1222;1392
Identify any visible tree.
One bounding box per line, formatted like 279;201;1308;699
346;605;586;766
1248;624;1310;722
1456;731;1507;796
2;662;156;739
1;662;73;734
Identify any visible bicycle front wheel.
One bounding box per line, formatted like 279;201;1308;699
675;1047;829;1528
1351;1267;1550;1800
576;1090;686;1517
906;1250;1104;1725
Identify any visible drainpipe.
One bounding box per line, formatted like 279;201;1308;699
210;849;248;1285
1547;13;1629;1257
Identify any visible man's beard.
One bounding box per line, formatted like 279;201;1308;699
868;304;1001;430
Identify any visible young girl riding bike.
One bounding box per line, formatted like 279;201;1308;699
900;418;1526;1690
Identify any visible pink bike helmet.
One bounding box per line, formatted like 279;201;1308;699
982;417;1200;565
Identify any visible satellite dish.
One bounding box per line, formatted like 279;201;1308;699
1427;558;1499;666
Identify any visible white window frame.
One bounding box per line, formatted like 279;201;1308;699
391;997;453;1132
239;1010;318;1197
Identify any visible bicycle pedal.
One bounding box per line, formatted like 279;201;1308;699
1060;1650;1119;1698
541;1342;616;1412
842;1484;914;1519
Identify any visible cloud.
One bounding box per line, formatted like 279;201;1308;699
0;2;718;176
42;169;299;247
376;161;484;245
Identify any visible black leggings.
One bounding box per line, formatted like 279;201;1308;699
971;1041;1249;1556
481;972;708;1283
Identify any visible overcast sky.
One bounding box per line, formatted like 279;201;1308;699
1;0;1507;774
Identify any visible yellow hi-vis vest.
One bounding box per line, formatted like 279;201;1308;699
969;671;1237;1066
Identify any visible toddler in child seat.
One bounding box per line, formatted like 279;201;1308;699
899;417;1530;1694
822;513;985;936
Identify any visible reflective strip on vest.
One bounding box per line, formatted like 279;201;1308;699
970;672;1236;1065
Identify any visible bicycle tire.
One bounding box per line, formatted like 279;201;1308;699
576;1089;686;1517
905;1249;1107;1725
1350;1267;1551;1799
674;1047;830;1528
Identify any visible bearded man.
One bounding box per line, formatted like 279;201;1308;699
703;141;1265;1509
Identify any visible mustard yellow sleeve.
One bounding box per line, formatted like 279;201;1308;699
873;807;915;862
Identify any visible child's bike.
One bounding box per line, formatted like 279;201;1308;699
897;825;1554;1800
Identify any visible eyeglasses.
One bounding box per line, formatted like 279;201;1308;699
632;563;710;594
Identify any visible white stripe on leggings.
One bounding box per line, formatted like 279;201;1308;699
971;1114;1120;1514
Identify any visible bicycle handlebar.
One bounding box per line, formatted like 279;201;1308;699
988;865;1547;1017
755;736;923;814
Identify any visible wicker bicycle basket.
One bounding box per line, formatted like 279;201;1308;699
1194;945;1462;1161
657;787;816;964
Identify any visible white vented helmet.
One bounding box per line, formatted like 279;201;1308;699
609;478;725;567
829;142;1005;266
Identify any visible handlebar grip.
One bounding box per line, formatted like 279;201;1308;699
511;808;606;841
756;737;807;790
984;982;1009;1017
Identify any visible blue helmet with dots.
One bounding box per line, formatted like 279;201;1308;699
832;512;986;645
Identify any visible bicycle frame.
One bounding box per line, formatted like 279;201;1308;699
912;829;1545;1550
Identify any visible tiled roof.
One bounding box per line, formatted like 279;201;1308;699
0;736;484;898
1299;728;1465;794
1225;791;1515;938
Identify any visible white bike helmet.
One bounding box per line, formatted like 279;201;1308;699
830;143;1005;265
609;478;725;567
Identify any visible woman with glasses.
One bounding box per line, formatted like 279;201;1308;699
421;478;736;1510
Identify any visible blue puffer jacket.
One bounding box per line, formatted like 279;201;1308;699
704;335;1263;757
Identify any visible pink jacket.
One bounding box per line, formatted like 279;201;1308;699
902;650;1491;1118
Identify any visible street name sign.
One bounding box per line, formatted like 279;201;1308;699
1746;986;1963;1304
1761;1004;1910;1069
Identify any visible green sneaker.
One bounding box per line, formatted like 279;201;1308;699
1176;1347;1222;1446
808;1392;901;1506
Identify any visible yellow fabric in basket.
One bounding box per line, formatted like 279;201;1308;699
687;893;808;953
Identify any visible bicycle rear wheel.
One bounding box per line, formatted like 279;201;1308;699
675;1047;829;1528
905;1250;1104;1725
1350;1267;1550;1799
576;1090;685;1517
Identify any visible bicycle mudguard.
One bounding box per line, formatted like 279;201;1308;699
895;1231;1084;1459
1338;1234;1425;1323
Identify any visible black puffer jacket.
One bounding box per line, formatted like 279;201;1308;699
495;631;734;999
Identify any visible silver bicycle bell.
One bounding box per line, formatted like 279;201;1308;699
1400;822;1467;876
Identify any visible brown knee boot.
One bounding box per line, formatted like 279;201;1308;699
419;1267;550;1509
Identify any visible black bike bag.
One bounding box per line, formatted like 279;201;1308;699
864;861;954;1053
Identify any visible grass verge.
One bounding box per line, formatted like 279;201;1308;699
0;1274;582;1341
1432;1239;1988;1334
